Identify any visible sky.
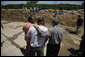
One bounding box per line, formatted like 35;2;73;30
1;1;84;5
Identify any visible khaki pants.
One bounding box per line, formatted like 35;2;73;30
76;26;80;34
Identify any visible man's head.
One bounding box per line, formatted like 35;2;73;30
37;17;45;25
78;15;81;18
53;14;57;17
27;16;35;23
52;17;59;26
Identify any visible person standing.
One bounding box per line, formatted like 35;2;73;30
41;17;63;56
22;16;35;56
54;8;58;15
27;17;48;56
59;7;63;14
76;15;83;34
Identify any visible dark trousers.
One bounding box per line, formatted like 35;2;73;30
46;43;60;56
26;42;30;56
80;36;84;56
29;46;44;56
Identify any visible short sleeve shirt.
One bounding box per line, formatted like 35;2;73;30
22;22;32;41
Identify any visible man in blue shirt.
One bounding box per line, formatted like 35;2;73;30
76;15;83;34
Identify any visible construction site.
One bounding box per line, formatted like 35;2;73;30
1;1;84;56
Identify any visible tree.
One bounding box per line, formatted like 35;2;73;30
26;1;38;8
1;1;4;7
81;3;84;9
30;1;38;5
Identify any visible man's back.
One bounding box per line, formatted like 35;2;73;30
38;25;48;46
77;18;83;26
27;25;48;47
48;25;63;44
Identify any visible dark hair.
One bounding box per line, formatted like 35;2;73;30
52;19;58;25
27;16;34;22
37;17;45;24
78;15;81;18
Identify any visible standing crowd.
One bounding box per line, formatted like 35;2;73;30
22;14;63;56
22;11;84;56
1;8;83;56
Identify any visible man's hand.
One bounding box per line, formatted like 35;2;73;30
25;38;30;42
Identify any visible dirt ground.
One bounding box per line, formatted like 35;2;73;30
1;9;84;56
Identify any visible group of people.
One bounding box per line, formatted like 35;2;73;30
1;10;84;56
54;8;63;15
22;13;84;56
22;15;63;56
22;7;40;13
30;7;40;13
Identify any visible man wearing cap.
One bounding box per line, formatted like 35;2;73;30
41;17;63;56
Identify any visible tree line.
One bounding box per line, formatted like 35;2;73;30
1;1;84;10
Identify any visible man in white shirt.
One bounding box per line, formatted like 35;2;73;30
27;17;48;56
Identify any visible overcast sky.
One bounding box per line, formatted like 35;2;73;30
1;1;84;5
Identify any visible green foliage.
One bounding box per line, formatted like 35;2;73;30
26;1;38;8
81;3;84;9
1;4;25;9
1;3;82;10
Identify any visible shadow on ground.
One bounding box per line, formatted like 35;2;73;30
69;30;77;34
20;48;27;56
67;48;78;56
65;28;77;34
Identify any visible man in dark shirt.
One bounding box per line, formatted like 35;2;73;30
76;15;83;34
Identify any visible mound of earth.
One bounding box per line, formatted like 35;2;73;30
1;9;84;27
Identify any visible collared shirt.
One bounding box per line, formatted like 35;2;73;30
42;25;63;44
27;25;48;47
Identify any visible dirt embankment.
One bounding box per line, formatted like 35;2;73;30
1;9;84;27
